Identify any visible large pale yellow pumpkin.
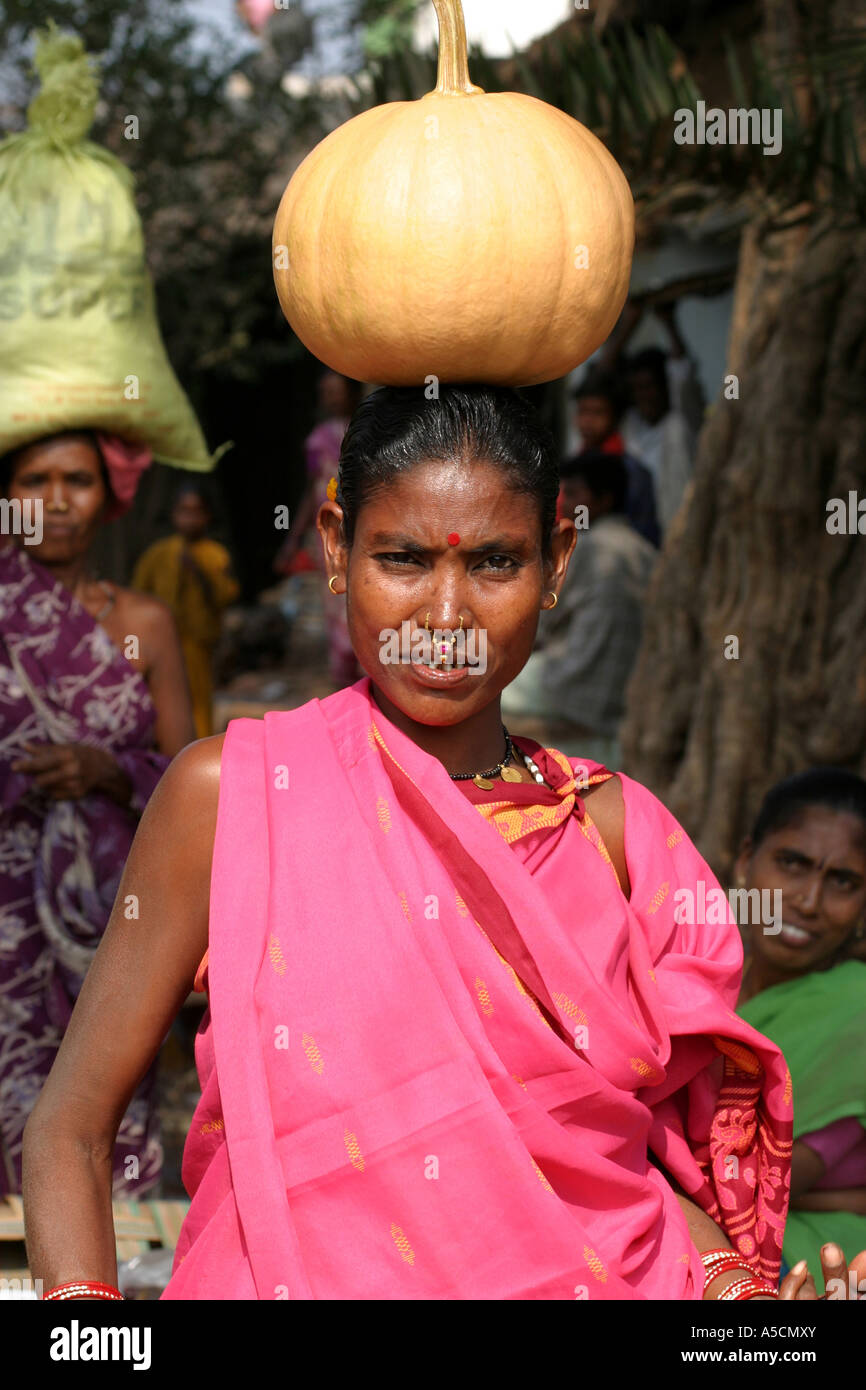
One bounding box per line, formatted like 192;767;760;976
273;0;634;387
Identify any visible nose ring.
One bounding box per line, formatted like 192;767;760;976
425;612;464;663
425;613;464;639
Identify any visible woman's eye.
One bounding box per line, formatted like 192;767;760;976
479;554;518;571
776;851;805;869
829;872;859;891
377;553;419;566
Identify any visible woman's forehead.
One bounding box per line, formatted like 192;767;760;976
15;434;100;469
357;465;536;530
766;807;866;862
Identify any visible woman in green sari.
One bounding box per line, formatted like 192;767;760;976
735;767;866;1275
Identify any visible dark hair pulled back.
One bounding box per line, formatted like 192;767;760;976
335;384;560;558
748;766;866;849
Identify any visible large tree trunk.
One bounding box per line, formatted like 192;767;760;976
620;214;866;879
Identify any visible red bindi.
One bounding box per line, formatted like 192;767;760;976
447;532;460;546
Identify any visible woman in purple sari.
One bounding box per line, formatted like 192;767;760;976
0;431;195;1197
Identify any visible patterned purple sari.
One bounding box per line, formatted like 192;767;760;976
0;545;168;1196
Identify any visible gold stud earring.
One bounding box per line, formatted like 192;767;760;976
547;592;558;609
328;576;339;594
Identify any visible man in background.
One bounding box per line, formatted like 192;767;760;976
502;452;658;768
570;371;660;547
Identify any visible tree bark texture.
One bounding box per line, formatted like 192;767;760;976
620;216;866;880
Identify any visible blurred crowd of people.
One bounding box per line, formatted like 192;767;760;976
504;297;702;766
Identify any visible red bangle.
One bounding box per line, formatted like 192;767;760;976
700;1251;750;1273
43;1280;124;1302
700;1249;754;1295
718;1277;778;1301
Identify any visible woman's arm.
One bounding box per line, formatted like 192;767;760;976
10;596;193;808
673;1191;755;1298
791;1188;866;1215
273;483;318;573
790;1137;828;1197
673;1188;830;1299
676;1190;866;1299
22;735;223;1292
131;593;196;755
652;1156;766;1299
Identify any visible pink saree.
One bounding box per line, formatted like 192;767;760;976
162;677;792;1300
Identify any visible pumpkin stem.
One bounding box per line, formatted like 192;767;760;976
431;0;485;95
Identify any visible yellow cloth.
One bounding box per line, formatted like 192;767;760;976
133;535;239;738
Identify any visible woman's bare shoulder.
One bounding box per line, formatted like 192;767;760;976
581;771;624;819
167;732;225;791
139;733;225;837
582;774;631;898
111;583;172;629
106;586;180;668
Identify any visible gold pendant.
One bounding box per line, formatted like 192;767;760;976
500;766;523;783
473;775;495;790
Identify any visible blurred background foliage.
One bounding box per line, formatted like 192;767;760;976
358;0;423;58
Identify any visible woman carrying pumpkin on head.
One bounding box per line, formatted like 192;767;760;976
20;0;866;1304
20;384;866;1299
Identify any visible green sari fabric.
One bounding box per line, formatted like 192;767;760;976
738;960;866;1270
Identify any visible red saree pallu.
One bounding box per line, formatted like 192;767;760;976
162;677;791;1300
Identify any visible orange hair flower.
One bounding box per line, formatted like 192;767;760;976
326;476;338;502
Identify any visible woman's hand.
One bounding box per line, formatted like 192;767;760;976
778;1244;866;1299
23;736;221;1292
12;742;130;802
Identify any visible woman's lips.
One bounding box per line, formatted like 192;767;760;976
776;921;816;949
408;661;473;689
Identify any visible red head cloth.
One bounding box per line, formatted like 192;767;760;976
237;0;273;33
95;433;153;521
